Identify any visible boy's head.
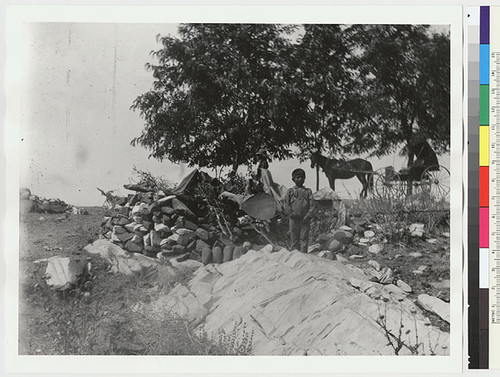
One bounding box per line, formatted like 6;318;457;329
291;168;306;187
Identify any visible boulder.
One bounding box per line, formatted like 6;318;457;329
397;280;412;293
223;246;234;262
44;255;88;291
195;228;210;241
20;199;34;213
333;230;352;244
20;187;31;200
417;294;450;323
327;239;343;252
196;239;211;253
242;242;252;253
202;248;213;265
84;239;161;276
125;240;143;253
184;220;198;231
212;247;223;263
233;246;243;260
176;228;195;237
172;245;188;254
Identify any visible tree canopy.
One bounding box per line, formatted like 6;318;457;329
131;24;302;173
132;23;450;173
351;25;450;166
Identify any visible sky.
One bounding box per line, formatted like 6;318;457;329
17;22;450;206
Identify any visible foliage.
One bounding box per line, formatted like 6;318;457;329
131;24;299;172
351;25;450;164
130;166;175;193
132;24;450;176
290;25;362;157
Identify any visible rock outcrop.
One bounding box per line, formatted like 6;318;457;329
133;248;449;356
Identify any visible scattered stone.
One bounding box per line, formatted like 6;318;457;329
369;266;393;284
430;280;451;289
328;239;343;252
418;265;429;272
442;231;450;238
408;252;423;258
350;254;364;260
347;245;364;255
318;250;334;260
44;255;88;291
368;244;384;255
417;294;450;323
426;238;438;244
367;260;381;271
397;279;412;293
409;223;425;237
307;244;321;254
336;254;349;263
364;230;376;239
384;284;407;301
354;225;365;235
394;254;402;259
242;242;252;253
339;225;353;232
260;244;274;254
412;270;424;275
38;216;46;221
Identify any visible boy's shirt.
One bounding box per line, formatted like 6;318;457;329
284;186;315;220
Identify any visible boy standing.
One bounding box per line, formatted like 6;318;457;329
284;168;315;253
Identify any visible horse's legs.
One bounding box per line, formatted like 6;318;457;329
357;174;367;198
328;177;336;191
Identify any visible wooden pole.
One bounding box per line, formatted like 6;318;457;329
316;165;320;191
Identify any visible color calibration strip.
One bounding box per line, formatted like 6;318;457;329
489;6;500;370
468;6;481;368
480;5;490;370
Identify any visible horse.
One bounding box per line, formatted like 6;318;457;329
310;152;374;198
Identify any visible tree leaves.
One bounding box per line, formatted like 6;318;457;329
132;24;450;172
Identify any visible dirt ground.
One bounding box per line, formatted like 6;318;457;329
18;205;450;355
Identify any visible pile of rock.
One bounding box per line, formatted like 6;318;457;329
19;188;85;214
100;178;253;264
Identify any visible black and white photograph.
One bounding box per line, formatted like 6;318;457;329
4;4;463;375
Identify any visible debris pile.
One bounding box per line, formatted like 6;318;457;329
100;170;255;264
19;188;88;215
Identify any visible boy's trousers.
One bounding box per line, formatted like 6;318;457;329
290;218;310;253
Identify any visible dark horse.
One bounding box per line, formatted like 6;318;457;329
310;152;374;198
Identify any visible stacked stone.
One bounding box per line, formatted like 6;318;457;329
101;189;252;264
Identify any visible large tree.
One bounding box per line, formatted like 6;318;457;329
291;25;365;157
351;25;450;167
131;24;303;173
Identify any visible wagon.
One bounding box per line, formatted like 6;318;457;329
373;164;450;200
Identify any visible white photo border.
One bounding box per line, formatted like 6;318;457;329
4;4;463;375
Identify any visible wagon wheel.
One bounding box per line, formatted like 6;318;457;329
420;165;450;200
374;168;405;199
